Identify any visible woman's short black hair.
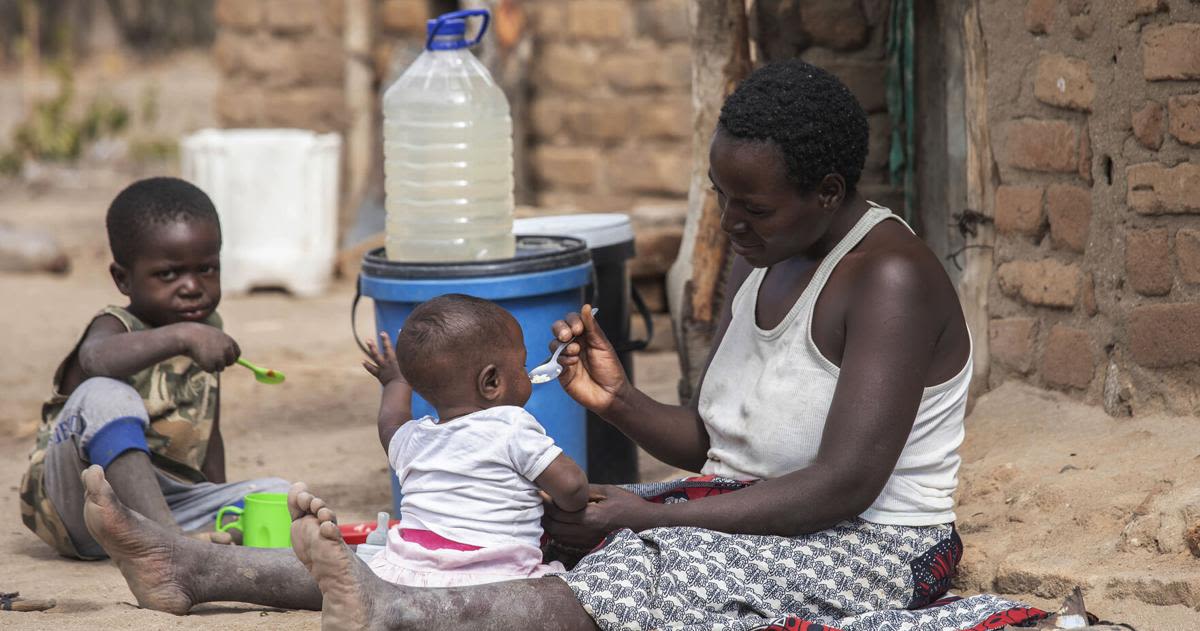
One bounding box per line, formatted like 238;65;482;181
106;177;221;267
717;60;870;193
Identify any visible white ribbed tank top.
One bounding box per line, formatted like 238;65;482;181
698;203;970;526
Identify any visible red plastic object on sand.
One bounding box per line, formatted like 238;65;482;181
339;519;400;545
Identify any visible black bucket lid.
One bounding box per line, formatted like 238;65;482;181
361;235;591;279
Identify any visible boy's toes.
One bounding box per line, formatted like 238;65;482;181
316;506;338;525
288;482;309;520
318;518;342;541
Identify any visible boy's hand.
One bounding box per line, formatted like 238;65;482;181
177;322;241;373
364;332;405;387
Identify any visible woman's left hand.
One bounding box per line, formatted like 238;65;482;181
543;484;656;550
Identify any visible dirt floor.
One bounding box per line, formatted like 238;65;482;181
1;182;1198;629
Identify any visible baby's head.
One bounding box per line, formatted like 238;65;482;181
106;177;223;327
396;294;532;413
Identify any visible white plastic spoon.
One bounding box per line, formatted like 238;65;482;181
528;307;599;385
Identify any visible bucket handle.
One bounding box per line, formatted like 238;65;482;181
613;283;653;353
351;275;371;356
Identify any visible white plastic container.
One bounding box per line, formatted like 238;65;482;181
382;9;515;262
181;129;341;297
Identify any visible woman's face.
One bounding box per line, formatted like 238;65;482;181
708;129;841;268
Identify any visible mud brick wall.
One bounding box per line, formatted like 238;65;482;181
212;0;350;133
983;0;1200;415
521;0;693;212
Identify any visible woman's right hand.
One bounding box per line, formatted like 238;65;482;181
551;305;629;414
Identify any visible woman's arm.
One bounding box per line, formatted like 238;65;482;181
547;253;945;543
553;257;755;472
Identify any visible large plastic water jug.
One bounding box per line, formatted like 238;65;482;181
181;129;341;296
382;9;515;262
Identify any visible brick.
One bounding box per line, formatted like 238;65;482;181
1177;230;1200;285
660;43;692;90
1129;303;1200;367
530;98;568;139
213;31;247;75
997;119;1079;173
263;0;319;34
990;317;1038;373
634;96;692;140
1071;15;1094;41
1132;0;1167;18
997;259;1081;308
994;185;1045;236
607;147;690;196
1143;24;1200;81
1046;184;1091;253
827;61;888;114
565;99;633;143
1126;228;1172;296
603;52;658;91
1078;123;1092;185
1042;325;1095;390
1025;0;1055;34
379;0;427;34
630;225;684;278
294;36;346;86
565;0;633;41
1127;162;1200;215
215;0;262;30
533;146;602;191
530;3;566;36
863;113;891;173
1168;94;1200;146
322;0;344;31
1033;54;1094;111
801;0;868;51
263;87;347;132
1132;101;1165;150
537;44;598;94
1081;272;1098;316
1065;0;1087;15
636;0;689;42
215;84;265;127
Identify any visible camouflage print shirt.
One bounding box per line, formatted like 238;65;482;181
37;305;222;482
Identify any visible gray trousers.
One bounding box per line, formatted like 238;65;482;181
42;377;290;558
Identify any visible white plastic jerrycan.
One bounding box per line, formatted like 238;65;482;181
382;9;515;262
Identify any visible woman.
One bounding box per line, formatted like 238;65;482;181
80;60;1042;630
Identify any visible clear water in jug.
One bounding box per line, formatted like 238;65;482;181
382;10;515;262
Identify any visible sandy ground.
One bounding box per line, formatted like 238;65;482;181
1;183;1198;629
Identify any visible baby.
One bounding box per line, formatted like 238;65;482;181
361;293;588;587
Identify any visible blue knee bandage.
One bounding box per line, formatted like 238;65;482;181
85;416;150;469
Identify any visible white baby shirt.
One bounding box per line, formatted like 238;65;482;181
387;405;562;549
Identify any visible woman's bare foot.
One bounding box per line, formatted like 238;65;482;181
81;465;195;615
291;488;401;630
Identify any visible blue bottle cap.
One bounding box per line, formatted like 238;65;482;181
426;18;468;50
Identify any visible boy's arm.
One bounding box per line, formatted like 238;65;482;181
201;388;227;483
78;316;240;378
534;454;589;512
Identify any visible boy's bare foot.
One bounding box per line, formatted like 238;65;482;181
81;465;195;615
291;487;399;630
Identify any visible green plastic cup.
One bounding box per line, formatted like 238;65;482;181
216;492;292;548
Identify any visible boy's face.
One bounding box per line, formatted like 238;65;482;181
111;219;222;327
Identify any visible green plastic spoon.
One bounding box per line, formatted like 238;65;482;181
236;358;286;384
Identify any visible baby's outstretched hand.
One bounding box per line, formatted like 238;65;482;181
363;332;405;386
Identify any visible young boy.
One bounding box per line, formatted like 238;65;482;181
19;177;289;559
359;294;588;586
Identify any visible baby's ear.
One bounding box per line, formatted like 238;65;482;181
110;262;132;296
478;364;502;400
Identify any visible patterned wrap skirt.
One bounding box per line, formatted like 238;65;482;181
556;477;1046;631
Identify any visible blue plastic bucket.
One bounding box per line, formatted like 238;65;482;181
355;236;593;515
